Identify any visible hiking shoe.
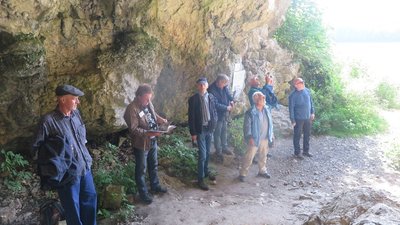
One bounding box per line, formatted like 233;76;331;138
198;181;209;191
294;154;304;160
151;185;168;194
238;175;245;182
257;172;271;179
207;172;216;181
139;193;153;204
223;149;233;155
216;154;224;164
303;152;313;157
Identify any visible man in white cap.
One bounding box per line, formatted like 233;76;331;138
239;91;274;182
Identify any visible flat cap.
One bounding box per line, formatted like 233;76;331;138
55;84;84;96
196;77;208;84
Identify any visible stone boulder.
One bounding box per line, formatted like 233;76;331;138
0;198;22;224
271;105;293;138
304;187;400;225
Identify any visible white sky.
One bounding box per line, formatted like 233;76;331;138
314;0;400;31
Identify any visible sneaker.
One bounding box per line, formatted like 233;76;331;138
257;172;271;179
303;152;313;157
139;193;153;204
198;181;209;191
151;185;168;194
223;149;233;155
294;154;304;160
238;175;245;182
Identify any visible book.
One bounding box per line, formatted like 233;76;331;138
146;125;176;134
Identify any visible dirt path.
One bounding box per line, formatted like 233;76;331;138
132;110;400;225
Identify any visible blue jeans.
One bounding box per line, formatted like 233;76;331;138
57;171;97;225
133;140;160;196
293;119;311;155
214;120;228;154
197;130;212;182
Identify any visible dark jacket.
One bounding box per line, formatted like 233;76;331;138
33;109;92;179
188;92;218;135
262;84;279;108
37;135;78;189
208;82;234;121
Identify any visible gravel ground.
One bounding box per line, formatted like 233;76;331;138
1;111;399;225
132;110;400;225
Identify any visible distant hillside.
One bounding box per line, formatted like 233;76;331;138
333;28;400;42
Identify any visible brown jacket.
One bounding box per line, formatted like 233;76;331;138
123;98;166;150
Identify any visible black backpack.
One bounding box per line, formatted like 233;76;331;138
39;199;65;225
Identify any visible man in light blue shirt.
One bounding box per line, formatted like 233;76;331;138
288;78;315;159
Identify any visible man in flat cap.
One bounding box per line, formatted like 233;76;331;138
188;77;218;190
33;84;97;225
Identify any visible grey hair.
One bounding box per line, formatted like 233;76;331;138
252;91;265;101
216;73;230;83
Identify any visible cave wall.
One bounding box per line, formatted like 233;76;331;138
0;0;298;147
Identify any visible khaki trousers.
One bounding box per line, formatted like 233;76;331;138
239;139;269;176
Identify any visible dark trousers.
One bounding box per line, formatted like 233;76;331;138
133;140;160;196
197;130;212;182
214;119;228;154
293;119;311;155
57;171;97;225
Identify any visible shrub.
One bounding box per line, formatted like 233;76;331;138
349;61;368;79
158;131;198;180
0;149;33;192
375;82;400;109
323;93;387;136
92;142;136;221
228;117;246;156
93;143;136;194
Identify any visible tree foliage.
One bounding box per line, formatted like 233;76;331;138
274;0;386;136
274;0;331;62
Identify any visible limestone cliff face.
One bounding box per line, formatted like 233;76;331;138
0;0;296;146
